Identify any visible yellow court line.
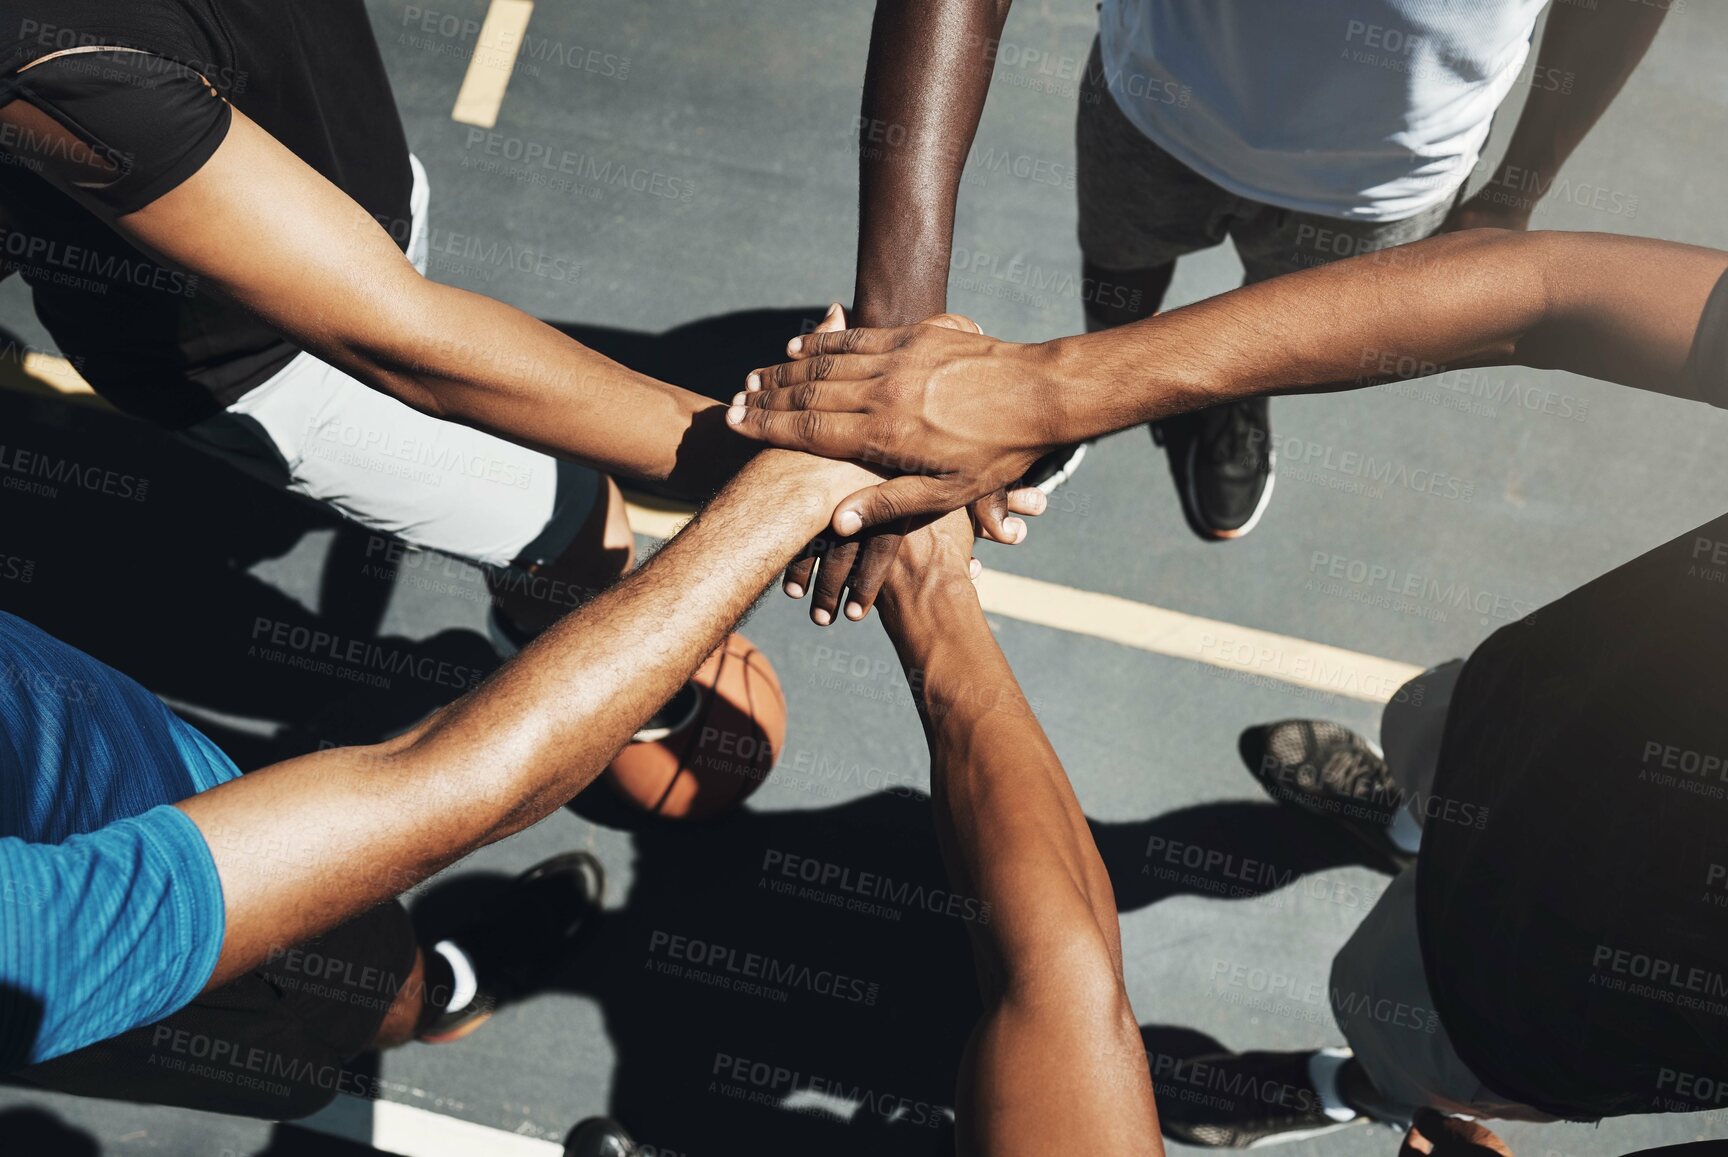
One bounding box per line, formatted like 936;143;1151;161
451;0;535;129
2;355;1419;705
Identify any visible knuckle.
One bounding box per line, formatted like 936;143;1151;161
793;408;825;442
838;327;864;354
809;353;837;382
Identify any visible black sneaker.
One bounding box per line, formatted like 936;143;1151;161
1240;720;1414;871
1017;442;1089;495
565;1117;639;1157
419;851;605;1043
1155;398;1274;540
1156;1049;1361;1148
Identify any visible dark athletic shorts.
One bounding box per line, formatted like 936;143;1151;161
12;900;417;1120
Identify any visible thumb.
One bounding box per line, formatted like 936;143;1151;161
834;475;960;536
923;312;982;334
812;302;848;334
970;488;1024;545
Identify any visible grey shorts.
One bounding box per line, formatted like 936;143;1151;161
1329;662;1551;1123
1075;38;1457;284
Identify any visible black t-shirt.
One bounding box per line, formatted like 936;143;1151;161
0;1;412;426
1418;268;1728;1120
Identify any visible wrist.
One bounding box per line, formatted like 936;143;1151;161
879;574;983;660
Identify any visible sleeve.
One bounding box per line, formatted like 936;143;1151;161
1683;266;1728;410
0;803;226;1068
8;47;232;215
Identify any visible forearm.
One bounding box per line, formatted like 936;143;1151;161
180;449;858;984
1046;229;1728;438
880;579;1117;977
852;0;1010;326
353;281;752;497
1482;0;1667;205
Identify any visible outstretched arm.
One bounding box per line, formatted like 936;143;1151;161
877;513;1161;1156
0;86;750;498
177;449;876;988
784;0;1017;625
731;228;1728;532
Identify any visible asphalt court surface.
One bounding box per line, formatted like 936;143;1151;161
3;0;1728;1153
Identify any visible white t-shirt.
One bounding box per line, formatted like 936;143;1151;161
1098;0;1551;221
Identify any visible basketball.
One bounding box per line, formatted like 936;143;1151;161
603;632;787;819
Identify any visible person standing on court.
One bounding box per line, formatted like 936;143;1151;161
842;0;1665;545
733;223;1728;1143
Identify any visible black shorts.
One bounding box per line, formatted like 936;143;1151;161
12;900;417;1120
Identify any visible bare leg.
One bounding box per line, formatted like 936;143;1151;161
491;474;635;635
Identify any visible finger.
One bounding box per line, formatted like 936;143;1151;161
841;529;904;620
968;557;982;581
742;361;877;398
1006;486;1048;518
784;326;906;361
833;475;966;536
724;405;875;457
782;543;819;599
923;312;982;334
809;539;859;626
810;302;847;334
970;488;1015;544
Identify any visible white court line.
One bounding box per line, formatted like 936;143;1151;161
2;356;1419;704
451;0;535;128
297;1097;562;1157
623;498;1421;704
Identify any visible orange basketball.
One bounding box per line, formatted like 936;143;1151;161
604;632;787;819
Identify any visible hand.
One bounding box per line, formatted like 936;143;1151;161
875;507;983;626
769;306;1045;626
1440;171;1537;234
1398;1109;1514;1157
728;316;1064;537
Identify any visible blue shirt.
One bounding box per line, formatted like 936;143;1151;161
0;610;236;1067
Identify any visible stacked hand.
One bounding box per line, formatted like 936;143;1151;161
1398;1110;1514;1157
735;306;1049;624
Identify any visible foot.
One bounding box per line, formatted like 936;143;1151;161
564;1117;638;1157
1155;398;1274;540
1156;1048;1363;1148
1017;441;1089;495
419;851;605;1043
1240;720;1415;871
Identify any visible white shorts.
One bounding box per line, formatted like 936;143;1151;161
185;154;596;569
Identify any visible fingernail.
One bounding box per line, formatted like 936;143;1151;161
788;336;803;354
726;405;746;425
784;582;804;598
746;373;761;392
845;602;865;620
1030;491;1048;514
969;559;982;579
835;511;862;536
731;392;746;407
826;302;841;318
1007;517;1026;543
813;608;832;626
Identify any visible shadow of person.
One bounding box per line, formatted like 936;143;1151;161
0;388;502;766
0;1106;102;1156
403;774;1382;1156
